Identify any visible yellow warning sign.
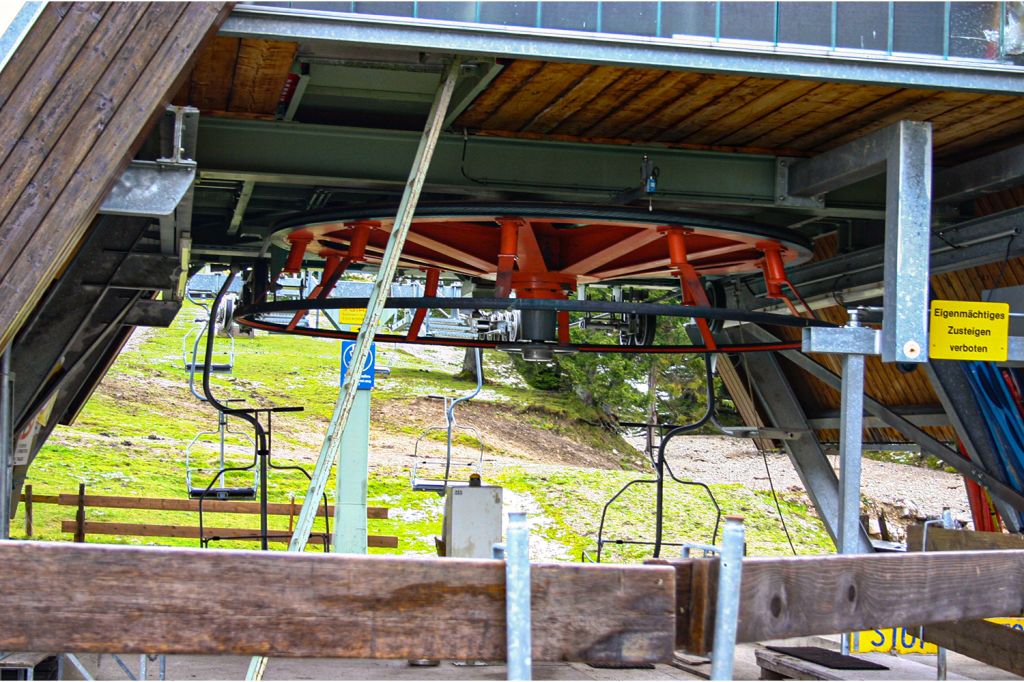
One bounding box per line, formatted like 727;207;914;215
929;300;1009;361
337;308;367;326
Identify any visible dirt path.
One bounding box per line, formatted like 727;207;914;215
628;434;972;538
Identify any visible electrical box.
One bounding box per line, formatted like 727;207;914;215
442;485;503;559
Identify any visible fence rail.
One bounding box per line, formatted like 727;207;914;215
17;485;395;549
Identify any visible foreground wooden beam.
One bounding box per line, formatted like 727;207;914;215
906;525;1024;552
923;620;1024;677
661;549;1024;653
737;550;1024;643
0;541;675;664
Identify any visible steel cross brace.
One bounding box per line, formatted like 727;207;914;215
744;324;1024;526
244;58;462;681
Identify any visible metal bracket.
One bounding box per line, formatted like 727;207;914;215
718;426;803;440
802;325;881;356
774;158;824;208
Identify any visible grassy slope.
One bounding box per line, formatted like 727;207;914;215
15;304;834;560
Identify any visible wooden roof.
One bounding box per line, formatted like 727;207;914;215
455;60;1024;163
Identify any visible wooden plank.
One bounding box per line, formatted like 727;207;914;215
0;3;68;109
782;88;934;151
0;3;107;170
686;79;821;146
482;62;597;132
177;35;239;111
736;550;1024;644
0;2;232;352
616;73;747;141
581;70;707;139
820;91;982;151
547;67;664;137
60;520;398;548
54;493;388;519
454;59;546;130
906;525;1024;552
655;77;788;144
18;492;58;505
686;558;718;656
0;1;188;277
227;38;298;114
0;541;676;663
922;619;1024;677
729;83;895;149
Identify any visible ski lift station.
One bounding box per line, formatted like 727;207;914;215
8;1;1024;680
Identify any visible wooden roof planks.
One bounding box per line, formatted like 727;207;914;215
0;2;233;351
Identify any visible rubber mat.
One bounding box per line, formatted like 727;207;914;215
765;646;889;670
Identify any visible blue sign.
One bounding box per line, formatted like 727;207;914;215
341;341;375;390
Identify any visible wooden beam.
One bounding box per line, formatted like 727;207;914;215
922;620;1024;677
736;550;1024;644
0;542;676;663
0;2;232;350
51;493;388;519
906;525;1024;552
59;520;398;548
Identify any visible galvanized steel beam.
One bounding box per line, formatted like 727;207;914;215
221;6;1024;95
789;121;932;364
934;142;1024;205
733;205;1024;310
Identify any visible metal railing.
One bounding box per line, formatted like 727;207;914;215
263;1;1019;65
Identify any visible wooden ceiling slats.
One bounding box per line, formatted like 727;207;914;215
524;65;628;134
452;60;547;129
546;67;665;137
178;35;239;112
655;77;788;143
777;89;935;151
741;83;897;150
480;62;596;131
933;98;1024;156
582;70;705;138
688;80;821;146
937;116;1024;161
227;39;298;114
614;73;746;140
454;59;1024;163
823;91;982;150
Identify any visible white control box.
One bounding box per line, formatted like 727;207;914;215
442;485;503;559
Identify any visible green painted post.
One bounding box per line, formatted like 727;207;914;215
333;389;370;553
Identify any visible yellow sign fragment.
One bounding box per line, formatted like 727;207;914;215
929;300;1009;362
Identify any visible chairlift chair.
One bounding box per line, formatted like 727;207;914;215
184;402;258;500
409;348;486;494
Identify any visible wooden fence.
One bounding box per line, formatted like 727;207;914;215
18;484;397;549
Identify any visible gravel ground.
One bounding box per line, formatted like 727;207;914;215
626;434;972;533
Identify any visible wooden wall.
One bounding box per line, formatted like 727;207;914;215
0;2;232;352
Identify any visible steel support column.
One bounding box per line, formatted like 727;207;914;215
789;121;932;364
727;329;872;552
0;347;11;539
245;57;461;681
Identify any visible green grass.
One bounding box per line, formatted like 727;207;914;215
16;301;835;560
